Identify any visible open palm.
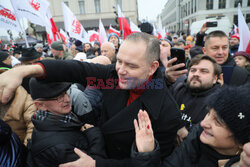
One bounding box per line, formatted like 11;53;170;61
134;110;155;153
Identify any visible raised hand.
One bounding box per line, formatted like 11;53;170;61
134;109;155;153
165;57;188;83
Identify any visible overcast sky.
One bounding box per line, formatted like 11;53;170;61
137;0;168;21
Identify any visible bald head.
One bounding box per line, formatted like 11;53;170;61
101;42;116;61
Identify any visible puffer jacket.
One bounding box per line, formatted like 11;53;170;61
3;86;36;145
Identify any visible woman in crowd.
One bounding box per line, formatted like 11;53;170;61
132;84;250;167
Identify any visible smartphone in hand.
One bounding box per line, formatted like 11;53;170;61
170;48;186;71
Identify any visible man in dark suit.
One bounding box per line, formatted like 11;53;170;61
0;32;181;167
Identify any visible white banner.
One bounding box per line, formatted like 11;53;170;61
11;0;50;26
62;2;88;43
0;5;21;32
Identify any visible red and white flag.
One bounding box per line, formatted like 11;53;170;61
130;20;141;33
99;19;107;44
108;25;120;36
117;5;131;39
157;17;166;39
152;24;158;37
62;2;89;43
11;0;49;26
238;3;250;53
0;5;21;33
60;29;69;44
88;30;99;42
45;9;60;45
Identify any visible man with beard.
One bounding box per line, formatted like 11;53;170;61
170;55;221;142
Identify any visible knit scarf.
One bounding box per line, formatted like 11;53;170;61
126;75;153;106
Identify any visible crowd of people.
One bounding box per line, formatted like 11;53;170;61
0;21;250;167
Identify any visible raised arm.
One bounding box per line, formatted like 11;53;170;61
0;64;44;104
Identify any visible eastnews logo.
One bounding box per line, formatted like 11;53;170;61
86;77;164;89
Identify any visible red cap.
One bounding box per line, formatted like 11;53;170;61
231;33;240;41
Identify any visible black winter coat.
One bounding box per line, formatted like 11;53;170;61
26;117;106;167
39;60;181;167
131;124;238;167
222;56;250;86
170;82;220;130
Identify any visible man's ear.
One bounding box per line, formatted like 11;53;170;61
149;61;159;76
35;101;47;111
202;47;206;55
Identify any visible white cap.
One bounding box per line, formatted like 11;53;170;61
73;52;87;62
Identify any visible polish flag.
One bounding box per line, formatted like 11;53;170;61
108;25;120;36
152;24;158;37
117;5;131;39
45;9;60;45
130;20;141;33
60;29;69;44
99;19;107;44
238;3;250;54
157;17;166;39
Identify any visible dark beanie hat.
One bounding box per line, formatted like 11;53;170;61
140;22;153;35
234;51;250;61
190;46;204;58
0;51;9;62
208;84;250;145
29;78;71;100
51;41;64;51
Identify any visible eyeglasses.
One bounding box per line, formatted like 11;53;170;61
38;91;69;103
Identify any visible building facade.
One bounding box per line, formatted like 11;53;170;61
47;0;138;30
160;0;250;34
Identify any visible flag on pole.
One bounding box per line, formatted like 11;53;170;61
62;2;89;43
238;3;250;53
0;5;21;33
157;17;166;39
45;9;60;45
88;30;99;42
117;5;131;39
60;29;69;44
99;19;107;44
130;20;141;33
108;24;120;36
11;0;49;26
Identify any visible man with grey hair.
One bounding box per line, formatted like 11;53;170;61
0;32;180;167
100;42;116;63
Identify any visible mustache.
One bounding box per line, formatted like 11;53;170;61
190;76;202;83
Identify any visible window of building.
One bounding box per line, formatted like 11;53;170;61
94;0;101;13
194;0;196;12
219;0;226;9
185;3;187;16
248;0;250;6
191;0;193;14
116;0;122;10
206;0;213;10
246;14;250;24
233;15;238;25
188;2;190;15
78;1;85;14
64;1;69;6
234;0;242;7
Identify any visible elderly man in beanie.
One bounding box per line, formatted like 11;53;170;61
51;41;73;60
234;51;250;73
108;33;120;53
131;83;250;167
26;78;106;166
34;43;47;57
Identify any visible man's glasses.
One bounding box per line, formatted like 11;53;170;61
38;91;69;103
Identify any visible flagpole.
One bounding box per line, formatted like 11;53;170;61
10;0;30;48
